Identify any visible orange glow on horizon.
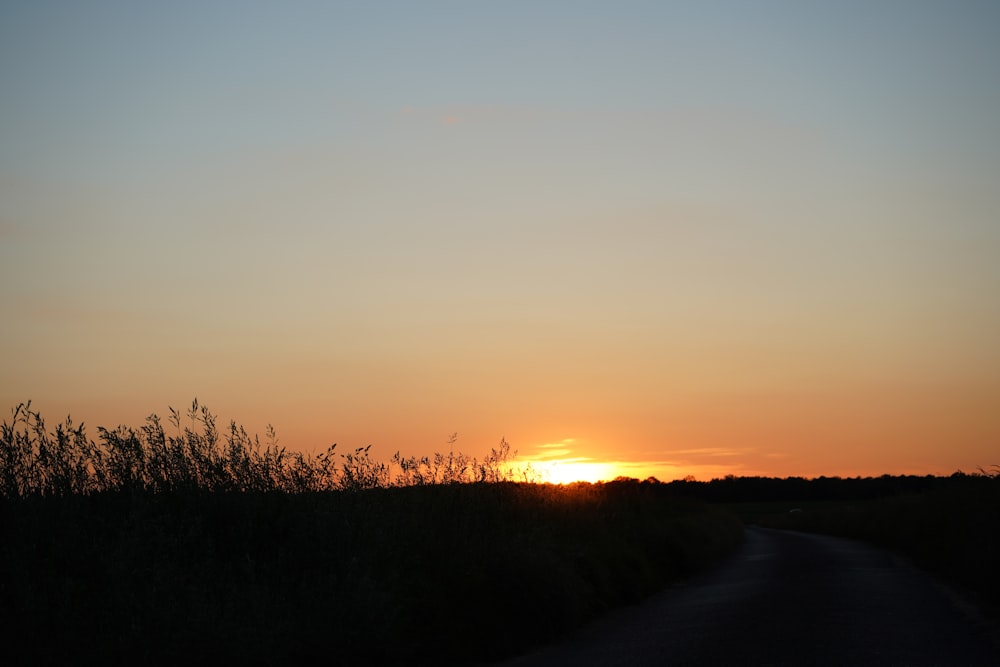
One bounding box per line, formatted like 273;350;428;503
535;459;619;485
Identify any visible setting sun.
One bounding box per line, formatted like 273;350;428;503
537;460;619;485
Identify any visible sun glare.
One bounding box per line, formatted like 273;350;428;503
540;460;618;485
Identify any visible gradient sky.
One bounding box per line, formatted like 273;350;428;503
3;1;999;481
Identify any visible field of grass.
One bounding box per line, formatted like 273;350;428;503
0;402;743;665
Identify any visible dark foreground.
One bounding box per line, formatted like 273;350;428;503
504;527;999;666
0;484;742;665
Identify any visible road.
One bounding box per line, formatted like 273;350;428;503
502;527;998;666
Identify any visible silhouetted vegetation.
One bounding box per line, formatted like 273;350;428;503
15;400;991;661
0;400;527;498
0;402;743;665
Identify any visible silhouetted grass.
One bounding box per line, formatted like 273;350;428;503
0;402;743;665
0;400;533;499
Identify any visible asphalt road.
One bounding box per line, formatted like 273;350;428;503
502;527;998;666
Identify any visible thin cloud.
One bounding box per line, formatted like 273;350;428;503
521;438;583;462
521;449;574;461
672;447;752;457
539;439;575;448
546;457;594;465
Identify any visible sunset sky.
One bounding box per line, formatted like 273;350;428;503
2;1;998;481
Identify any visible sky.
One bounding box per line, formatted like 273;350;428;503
2;1;999;482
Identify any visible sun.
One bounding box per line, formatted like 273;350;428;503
540;460;618;485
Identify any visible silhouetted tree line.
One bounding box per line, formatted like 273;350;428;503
650;472;994;503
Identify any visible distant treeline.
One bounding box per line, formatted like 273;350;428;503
652;471;996;504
